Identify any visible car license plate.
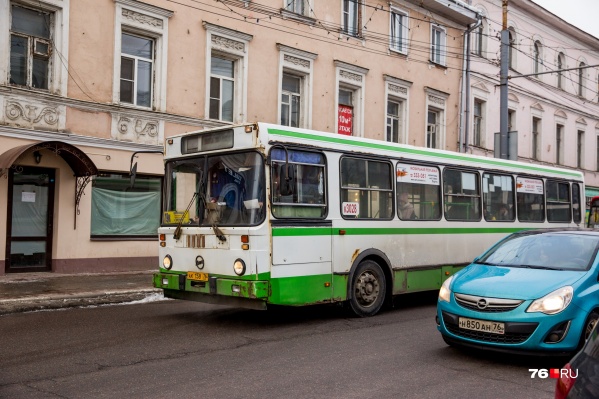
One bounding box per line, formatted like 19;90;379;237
458;317;505;335
187;271;208;282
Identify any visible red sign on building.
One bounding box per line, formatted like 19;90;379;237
338;104;353;135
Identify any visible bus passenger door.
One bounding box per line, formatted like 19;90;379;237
271;222;332;306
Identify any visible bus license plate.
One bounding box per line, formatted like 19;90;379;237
458;317;505;335
187;271;208;282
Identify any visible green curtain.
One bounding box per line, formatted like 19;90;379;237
91;188;160;235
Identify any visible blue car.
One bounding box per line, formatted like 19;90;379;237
436;228;599;355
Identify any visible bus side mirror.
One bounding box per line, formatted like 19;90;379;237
279;165;294;196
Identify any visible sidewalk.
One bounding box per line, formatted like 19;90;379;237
0;271;163;315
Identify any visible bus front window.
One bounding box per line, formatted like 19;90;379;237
163;152;265;227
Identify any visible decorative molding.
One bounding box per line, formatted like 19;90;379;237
340;70;362;83
428;95;445;106
277;44;318;60
334;60;369;76
283;54;310;69
111;113;163;145
555;109;568;119
114;0;174;18
122;9;163;28
388;84;408;95
2;97;64;131
576;117;587;125
202;21;253;42
383;74;412;88
212;35;245;53
530;102;544;111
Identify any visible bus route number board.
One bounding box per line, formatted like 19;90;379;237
187;271;209;282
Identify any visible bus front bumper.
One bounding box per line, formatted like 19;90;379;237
153;272;269;309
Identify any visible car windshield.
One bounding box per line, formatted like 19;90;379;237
478;232;599;271
163;151;265;227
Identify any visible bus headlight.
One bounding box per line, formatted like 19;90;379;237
233;259;246;276
163;255;173;270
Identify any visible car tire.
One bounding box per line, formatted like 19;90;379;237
348;260;386;317
579;311;599;349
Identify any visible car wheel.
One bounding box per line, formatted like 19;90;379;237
348;260;386;317
579;311;599;348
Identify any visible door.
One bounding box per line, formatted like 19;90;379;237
6;166;55;272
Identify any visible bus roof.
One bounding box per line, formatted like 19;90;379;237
169;122;584;181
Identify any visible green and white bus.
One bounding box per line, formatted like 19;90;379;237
154;122;584;316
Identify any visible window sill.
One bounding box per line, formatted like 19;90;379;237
280;9;316;25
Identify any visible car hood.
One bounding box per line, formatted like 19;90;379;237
451;264;586;300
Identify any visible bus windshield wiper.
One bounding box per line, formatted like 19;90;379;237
173;192;198;240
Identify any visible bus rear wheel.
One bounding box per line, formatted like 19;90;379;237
349;260;386;317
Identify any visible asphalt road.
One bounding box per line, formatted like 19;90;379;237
0;292;563;399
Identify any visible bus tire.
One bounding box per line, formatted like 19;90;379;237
349;260;386;317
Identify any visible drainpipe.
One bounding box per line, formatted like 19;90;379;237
459;15;482;153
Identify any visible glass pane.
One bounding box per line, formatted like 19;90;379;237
368;161;391;189
120;80;133;103
281;103;289;126
10;241;46;268
35;40;49;55
222;79;234;122
12;5;50;38
388;101;399;116
211;56;234;78
282;74;300;93
122;33;153;59
120;57;134;80
341;158;366;187
32;57;48;89
210;76;220;99
209;99;220;119
10;35;27;85
137;60;152;107
290;95;300;127
339;89;352;106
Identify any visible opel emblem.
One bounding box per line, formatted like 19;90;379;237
195;255;205;270
477;298;488;309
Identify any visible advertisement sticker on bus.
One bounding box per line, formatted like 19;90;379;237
516;177;544;194
342;202;360;216
396;163;440;185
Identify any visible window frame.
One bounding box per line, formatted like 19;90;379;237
546;180;571;223
389;7;408;55
340;156;394;220
396;162;442;221
209;54;236;122
342;0;362;38
335;61;368;137
516;176;545;223
532;116;541;161
482;172;515;222
430;25;446;66
473;99;484;147
277;45;316;129
443;168;482;222
119;31;155;108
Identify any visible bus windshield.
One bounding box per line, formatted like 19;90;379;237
163;151;265;227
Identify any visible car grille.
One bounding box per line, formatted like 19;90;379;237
445;323;532;344
454;293;523;313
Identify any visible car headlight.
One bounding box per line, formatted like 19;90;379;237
233;259;246;276
439;275;454;303
527;286;573;315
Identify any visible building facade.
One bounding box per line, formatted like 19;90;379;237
466;0;599;202
0;0;480;274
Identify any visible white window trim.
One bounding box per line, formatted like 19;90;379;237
531;106;544;161
384;75;410;144
471;85;489;148
113;0;172;111
430;24;446;66
341;0;364;38
335;60;368;137
277;44;317;129
389;7;408;55
472;98;485;147
0;0;70;94
424;87;448;149
203;22;252;124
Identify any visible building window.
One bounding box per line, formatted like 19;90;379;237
342;0;361;37
532;116;541;160
508;109;515;131
9;4;52;89
533;41;542;76
281;73;301;127
557;52;565;89
473;99;484;147
390;7;408;54
508;28;516;70
210;55;235;122
91;173;161;237
578;62;586;97
120;33;154;108
285;0;307;15
431;25;446;65
556;124;564;165
472;22;483;57
204;23;252;124
578;130;584;169
338;88;354;135
386;99;402;143
427;109;439;148
114;1;172;112
340;157;393;220
336;61;367;137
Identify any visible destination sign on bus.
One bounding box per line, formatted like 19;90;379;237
516;177;544;194
396;163;439;185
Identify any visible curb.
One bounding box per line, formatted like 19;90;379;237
0;288;163;315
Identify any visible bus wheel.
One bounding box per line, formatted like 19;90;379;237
349;260;386;317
